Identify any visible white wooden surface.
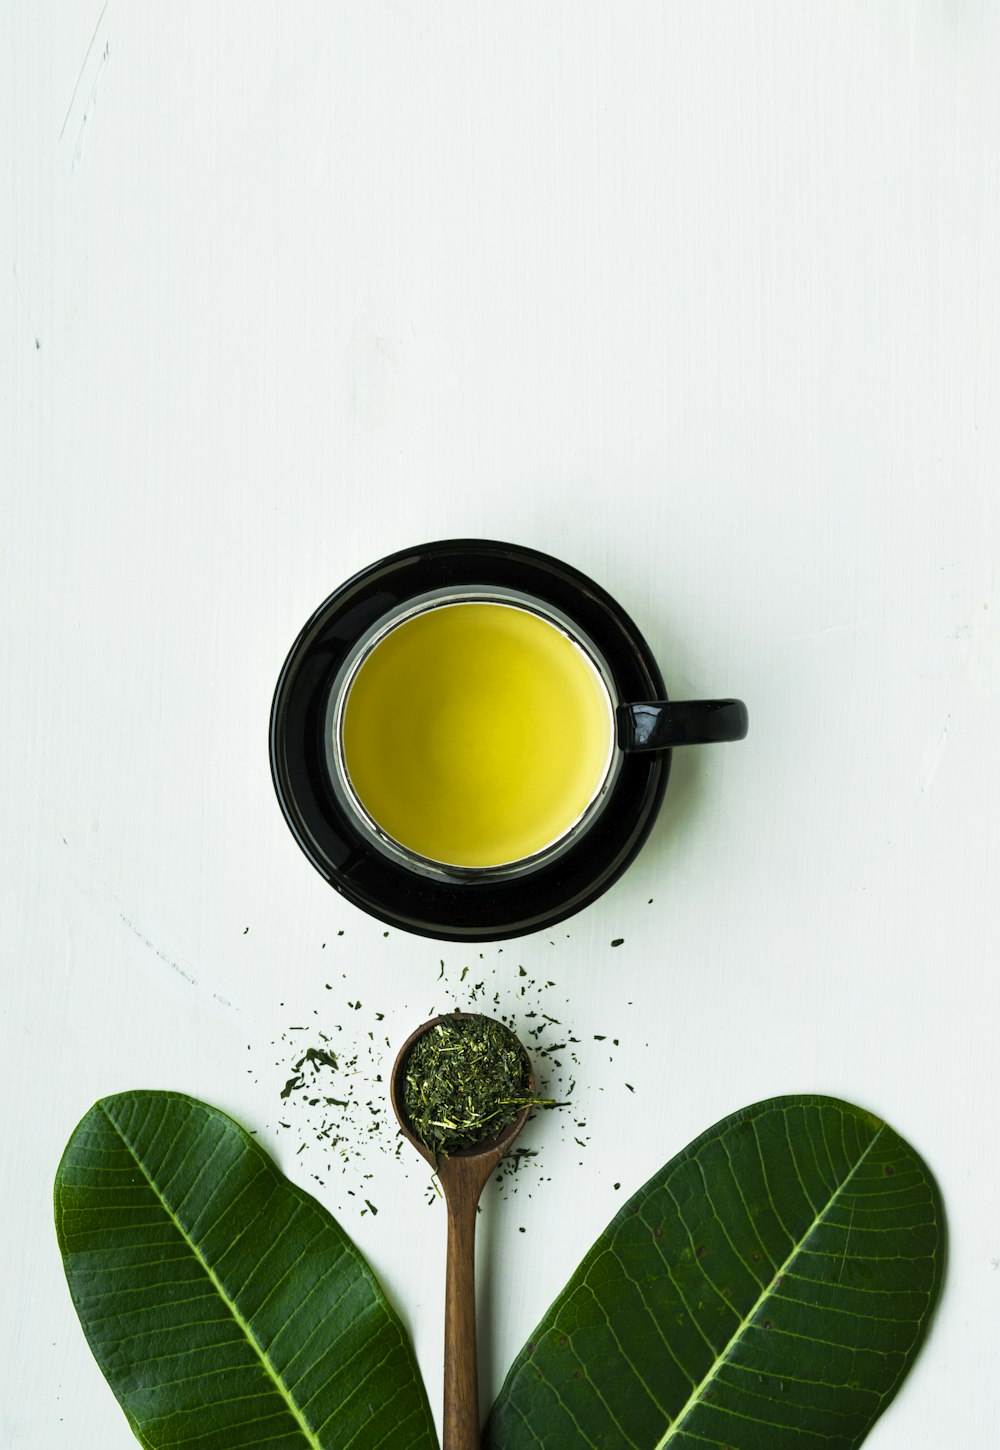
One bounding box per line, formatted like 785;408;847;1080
4;4;999;1445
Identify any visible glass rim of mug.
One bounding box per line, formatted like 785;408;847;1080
323;585;624;881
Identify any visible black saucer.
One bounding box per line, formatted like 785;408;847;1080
269;539;669;941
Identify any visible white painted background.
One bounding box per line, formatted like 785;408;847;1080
4;4;999;1445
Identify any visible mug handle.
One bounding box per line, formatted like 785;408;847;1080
617;699;749;751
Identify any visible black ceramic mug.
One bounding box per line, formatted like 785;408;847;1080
270;539;747;941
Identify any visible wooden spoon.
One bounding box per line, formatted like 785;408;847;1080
390;1013;535;1450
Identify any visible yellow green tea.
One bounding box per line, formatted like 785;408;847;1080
341;602;614;867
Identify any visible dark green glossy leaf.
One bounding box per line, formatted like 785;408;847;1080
485;1095;943;1449
55;1090;437;1450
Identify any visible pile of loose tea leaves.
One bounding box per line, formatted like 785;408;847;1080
401;1014;553;1157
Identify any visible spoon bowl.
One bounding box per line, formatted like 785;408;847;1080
391;1011;535;1166
391;1013;536;1450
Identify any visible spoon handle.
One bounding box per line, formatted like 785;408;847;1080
443;1180;481;1450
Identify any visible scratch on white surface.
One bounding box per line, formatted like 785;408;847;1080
59;0;109;139
120;910;197;984
119;911;237;1011
919;715;951;795
34;791;238;1015
71;41;111;173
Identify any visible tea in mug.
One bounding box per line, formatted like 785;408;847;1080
341;602;614;868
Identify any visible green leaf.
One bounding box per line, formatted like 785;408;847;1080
485;1095;943;1449
54;1090;438;1450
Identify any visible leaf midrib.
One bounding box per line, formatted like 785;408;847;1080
99;1101;324;1450
652;1123;885;1449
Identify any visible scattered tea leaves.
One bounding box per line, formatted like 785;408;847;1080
255;940;632;1214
